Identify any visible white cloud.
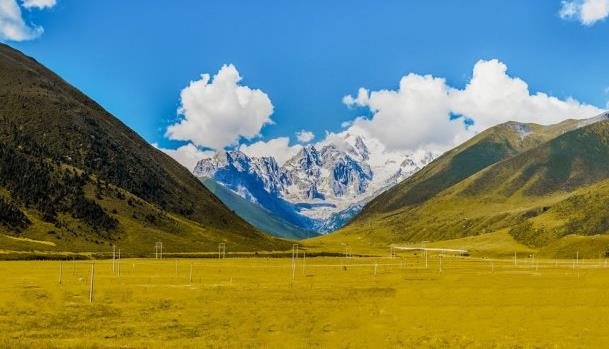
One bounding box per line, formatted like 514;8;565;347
560;0;609;25
295;129;315;143
238;137;302;165
0;0;43;41
162;59;603;169
154;143;214;171
165;64;274;150
343;59;603;153
450;59;602;130
21;0;55;9
340;120;353;128
342;87;369;107
347;73;463;152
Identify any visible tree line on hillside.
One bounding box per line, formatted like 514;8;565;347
0;123;117;233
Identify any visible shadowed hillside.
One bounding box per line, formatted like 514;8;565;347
0;44;290;255
202;178;317;240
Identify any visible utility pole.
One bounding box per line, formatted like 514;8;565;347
291;244;298;281
155;241;163;259
374;261;378;276
112;244;116;273
439;255;443;273
118;249;121;277
89;262;95;304
218;243;226;259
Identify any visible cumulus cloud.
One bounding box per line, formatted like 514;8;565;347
343;59;603;152
340;120;353;128
347;73;463;152
560;0;609;25
21;0;56;9
0;0;44;41
154;143;214;171
450;59;602;130
295;130;315;143
165;64;274;150
342;88;370;107
239;137;302;165
162;59;603;169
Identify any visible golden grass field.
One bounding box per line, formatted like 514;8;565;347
1;250;609;348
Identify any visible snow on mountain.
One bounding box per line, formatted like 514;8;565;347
577;111;609;128
193;132;436;233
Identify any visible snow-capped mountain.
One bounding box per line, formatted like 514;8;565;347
193;132;436;233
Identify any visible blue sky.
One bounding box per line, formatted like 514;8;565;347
4;0;609;168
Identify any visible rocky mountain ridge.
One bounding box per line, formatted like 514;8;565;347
194;132;436;233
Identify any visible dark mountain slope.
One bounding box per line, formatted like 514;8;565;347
0;44;289;255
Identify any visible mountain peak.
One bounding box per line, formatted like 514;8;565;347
354;136;370;160
194;133;436;233
576;111;609;128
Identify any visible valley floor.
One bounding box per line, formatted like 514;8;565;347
1;255;609;348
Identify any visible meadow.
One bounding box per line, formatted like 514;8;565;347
1;252;609;348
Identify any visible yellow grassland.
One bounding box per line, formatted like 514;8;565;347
1;252;608;348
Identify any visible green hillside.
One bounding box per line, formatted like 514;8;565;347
463;120;609;197
321;115;609;257
202;178;317;240
0;44;290;256
363;120;582;214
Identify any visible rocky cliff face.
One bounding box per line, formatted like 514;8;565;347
194;132;436;233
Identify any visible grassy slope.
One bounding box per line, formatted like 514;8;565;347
0;176;289;257
320;117;609;257
201;178;318;240
361;120;582;215
0;44;291;254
